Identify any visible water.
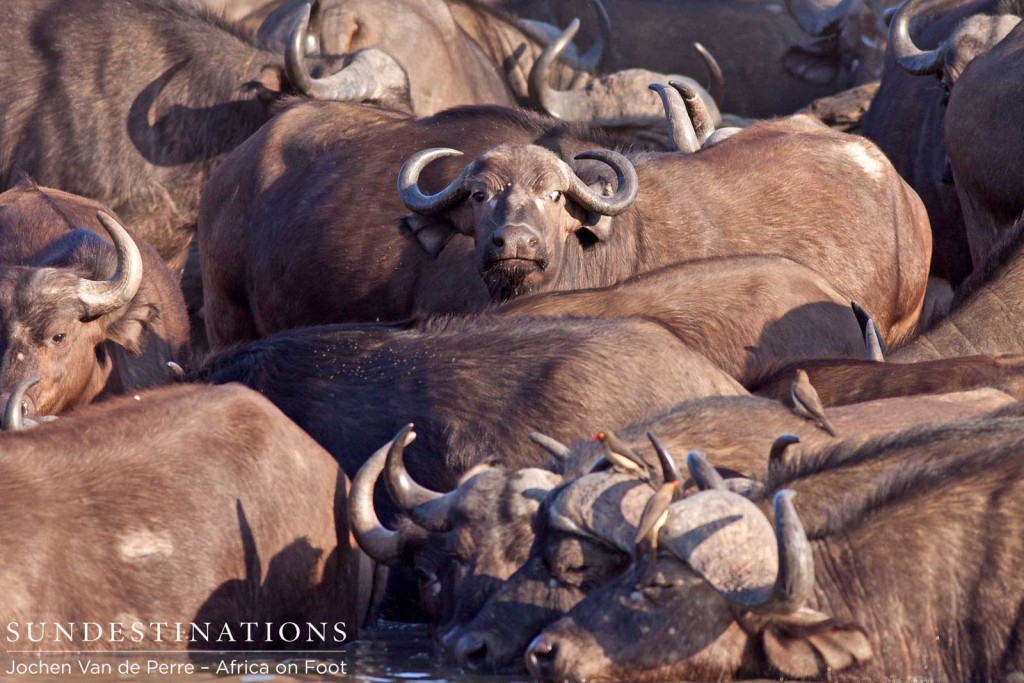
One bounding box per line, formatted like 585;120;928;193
0;624;530;683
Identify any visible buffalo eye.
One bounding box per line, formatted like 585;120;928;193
548;190;562;202
472;191;488;203
51;333;67;345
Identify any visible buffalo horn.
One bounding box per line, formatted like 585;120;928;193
286;4;410;105
686;450;726;491
77;212;143;319
693;42;724;107
753;490;816;612
647;432;683;485
384;425;457;532
669;80;715;145
349;426;417;565
786;0;861;37
768;434;801;485
397;149;472;214
515;0;611;73
1;377;39;431
529;432;571;460
890;0;945;76
649;83;700;153
561;150;638;216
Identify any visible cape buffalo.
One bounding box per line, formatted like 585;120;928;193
0;382;371;648
861;0;1020;284
359;388;1012;670
754;354;1024;404
0;183;189;417
0;0;409;275
400;116;932;345
198;103;641;348
498;255;867;387
945;19;1024;270
527;417;1024;682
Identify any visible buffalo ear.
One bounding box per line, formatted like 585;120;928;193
578;214;614;242
104;297;159;357
782;43;840;86
246;66;287;104
758;610;872;679
399;214;463;258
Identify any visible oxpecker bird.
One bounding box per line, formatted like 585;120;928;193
791;369;837;436
633;433;683;574
593;430;650;479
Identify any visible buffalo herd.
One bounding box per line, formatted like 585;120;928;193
3;0;1024;680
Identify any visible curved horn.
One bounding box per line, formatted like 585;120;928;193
761;490;815;612
529;432;571;460
686;451;726;491
2;377;39;431
286;5;410;105
384;423;442;511
397;149;472;214
865;318;885;362
670;80;715;145
649;84;699;153
786;0;861;37
768;434;801;485
529;19;583;120
693;42;724;108
562;150;638;216
647;432;683;485
889;0;945;76
578;0;612;73
77;212;144;319
349;427;417;565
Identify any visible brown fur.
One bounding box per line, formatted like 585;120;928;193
0;382;370;649
0;183;190;415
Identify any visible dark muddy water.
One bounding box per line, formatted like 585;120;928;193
0;623;530;683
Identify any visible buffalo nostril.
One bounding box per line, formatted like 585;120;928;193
491;234;505;248
527;236;539;248
526;633;558;676
455;633;488;671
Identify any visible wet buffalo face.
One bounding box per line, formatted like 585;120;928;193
0;215;148;417
398;144;637;301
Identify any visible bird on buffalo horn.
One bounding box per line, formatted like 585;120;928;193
592;430;651;480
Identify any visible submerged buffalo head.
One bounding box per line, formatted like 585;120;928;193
526;487;870;682
398;143;637;300
348;426;564;626
0;213;150;417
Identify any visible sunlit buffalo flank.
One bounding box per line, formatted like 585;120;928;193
199;103;643;348
0;382;371;648
499;255;867;387
945;20;1024;269
754;354;1024;405
0;183;189;417
0;0;409;275
400;116;931;345
427;389;1011;672
862;0;1019;284
528;416;1024;682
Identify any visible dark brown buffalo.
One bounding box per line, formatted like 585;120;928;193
198;103;640;348
784;0;902;88
527;416;1024;682
0;382;371;648
398;388;1012;671
945;20;1024;269
499;255;866;387
894;216;1024;360
195;314;744;493
0;183;189;417
861;0;1019;284
0;0;408;275
754;354;1024;405
400;116;931;346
